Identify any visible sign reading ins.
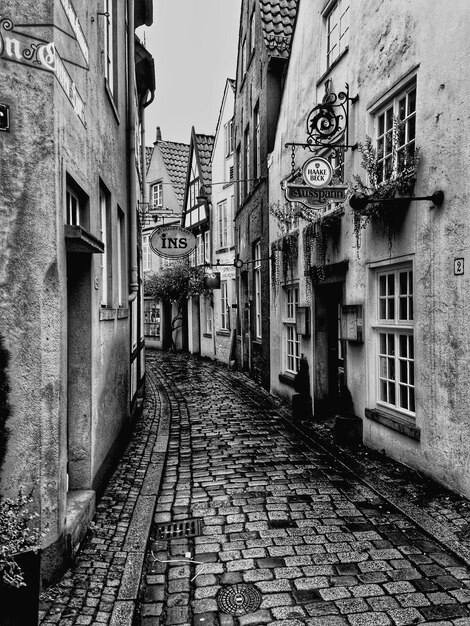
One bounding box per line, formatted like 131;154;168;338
302;156;333;188
150;225;196;259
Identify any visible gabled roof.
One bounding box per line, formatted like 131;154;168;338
194;131;215;196
145;146;153;172
212;78;235;166
259;0;298;58
157;141;190;207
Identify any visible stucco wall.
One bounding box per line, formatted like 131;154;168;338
0;0;140;580
269;0;470;497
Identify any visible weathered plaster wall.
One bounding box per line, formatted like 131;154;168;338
269;0;470;497
0;0;138;580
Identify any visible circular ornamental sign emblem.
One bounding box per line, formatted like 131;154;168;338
302;156;333;188
150;225;197;259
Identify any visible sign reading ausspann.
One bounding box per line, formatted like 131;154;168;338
150;225;197;259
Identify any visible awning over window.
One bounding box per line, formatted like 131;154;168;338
65;225;104;254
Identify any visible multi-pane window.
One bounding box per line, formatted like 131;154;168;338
205;297;213;334
142;234;151;271
376;83;416;184
99;190;111;306
326;0;350;69
254;105;260;180
225;119;234;157
196;233;203;266
204;230;210;264
376;266;415;415
220;281;230;331
189;178;200;208
152;182;163;208
104;0;115;94
254;242;262;340
245;126;251;194
236;146;242;205
66;187;80;225
217;200;228;249
285;285;300;374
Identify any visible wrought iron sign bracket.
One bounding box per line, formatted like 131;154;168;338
207;255;273;270
349;190;444;211
285;82;359;154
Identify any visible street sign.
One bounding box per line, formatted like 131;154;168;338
150;225;196;259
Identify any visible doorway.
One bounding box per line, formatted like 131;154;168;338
314;282;344;417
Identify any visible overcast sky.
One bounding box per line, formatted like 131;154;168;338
138;0;242;145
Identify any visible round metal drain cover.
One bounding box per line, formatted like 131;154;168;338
216;584;262;616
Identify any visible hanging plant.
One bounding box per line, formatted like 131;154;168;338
271;231;299;298
302;209;343;284
270;244;281;302
350;117;421;252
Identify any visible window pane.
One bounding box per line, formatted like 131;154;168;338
388;382;395;405
400;384;408;410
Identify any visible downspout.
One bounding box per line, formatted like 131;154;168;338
128;0;138;302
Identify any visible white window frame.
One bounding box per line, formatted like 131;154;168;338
284;285;300;374
220;281;229;331
225;118;234;157
196;233;203;266
66;186;80;225
254;242;262;340
142;234;151;272
99;190;109;306
217;200;228;249
245;126;251;194
152;182;163;208
205;296;213;335
375;82;417;185
254;105;261;180
104;0;115;94
372;263;415;418
204;230;210;264
325;0;350;70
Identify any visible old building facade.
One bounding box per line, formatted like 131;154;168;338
268;0;470;498
233;0;298;389
0;0;154;583
209;79;237;365
143;130;189;350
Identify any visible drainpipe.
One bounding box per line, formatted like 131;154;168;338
128;0;138;303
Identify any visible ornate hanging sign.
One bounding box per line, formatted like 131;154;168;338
302;156;333;188
285;82;358;154
150;225;196;259
282;168;347;210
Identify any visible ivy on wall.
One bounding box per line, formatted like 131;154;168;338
271;231;299;299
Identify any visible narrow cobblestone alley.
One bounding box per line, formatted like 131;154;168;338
39;351;470;626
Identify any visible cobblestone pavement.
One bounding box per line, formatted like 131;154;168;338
136;352;470;626
39;350;470;626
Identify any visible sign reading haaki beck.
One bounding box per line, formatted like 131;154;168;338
283;155;346;209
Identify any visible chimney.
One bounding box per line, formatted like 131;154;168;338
156;126;162;142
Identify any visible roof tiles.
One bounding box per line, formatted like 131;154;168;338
259;0;298;58
158;141;190;207
195;133;215;197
